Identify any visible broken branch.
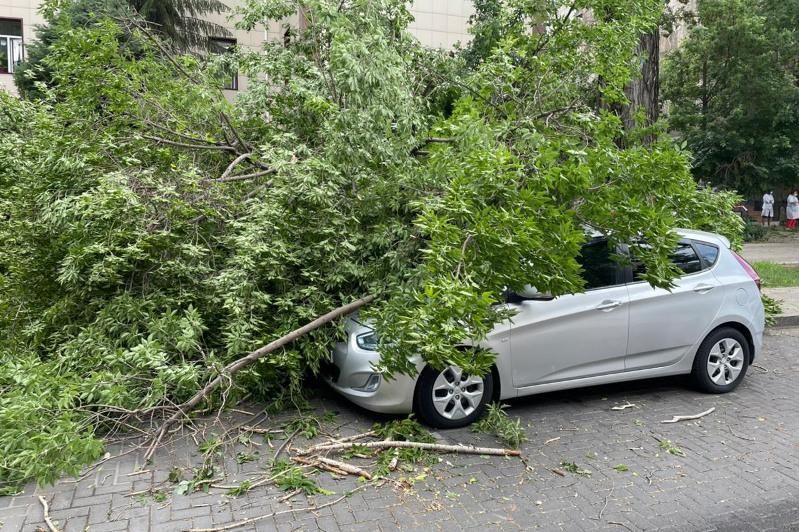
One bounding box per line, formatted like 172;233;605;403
189;484;369;532
661;407;715;424
301;440;520;457
37;496;61;532
142;295;376;464
219;153;252;180
314;456;372;480
143;135;236;152
211;169;275;183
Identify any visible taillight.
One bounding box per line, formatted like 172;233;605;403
732;252;761;291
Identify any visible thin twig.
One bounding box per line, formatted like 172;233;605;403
143;135;236;152
37;496;61;532
211;169;275;183
189;484;369;532
661;407;715;424
278;489;301;503
728;425;756;442
590;485;614;521
607;521;634;531
274;428;301;462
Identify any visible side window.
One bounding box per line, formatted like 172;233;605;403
209;37;238;90
0;19;24;75
671;243;702;274
693;242;719;267
631;240;711;281
577;241;619;290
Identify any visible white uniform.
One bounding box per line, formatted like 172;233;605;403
762;193;774;217
788;194;799;220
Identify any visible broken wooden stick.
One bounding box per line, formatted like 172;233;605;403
37;496;61;532
315;456;373;480
141;295;375;464
304;430;377;453
293;456;350;477
661;407;715;424
301;440;521;457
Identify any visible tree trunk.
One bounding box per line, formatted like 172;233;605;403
621;29;660;144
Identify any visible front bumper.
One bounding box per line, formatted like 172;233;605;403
324;336;419;415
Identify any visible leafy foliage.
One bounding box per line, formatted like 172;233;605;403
472;403;526;448
0;0;743;488
662;0;799;194
14;0;230;98
372;418;436;443
560;461;592;476
271;459;333;495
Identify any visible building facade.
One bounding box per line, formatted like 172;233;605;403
0;0;475;95
1;0;701;97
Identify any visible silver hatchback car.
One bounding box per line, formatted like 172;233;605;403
325;229;765;428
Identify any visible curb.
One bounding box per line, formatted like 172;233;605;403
772;315;799;328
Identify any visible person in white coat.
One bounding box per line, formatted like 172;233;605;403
787;190;799;230
761;191;775;225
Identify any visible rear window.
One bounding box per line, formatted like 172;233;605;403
632;240;712;281
693;241;720;267
671;243;702;274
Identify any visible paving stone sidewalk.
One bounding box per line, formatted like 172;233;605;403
3;328;799;532
742;242;799;265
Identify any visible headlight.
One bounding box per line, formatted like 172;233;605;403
356;331;379;351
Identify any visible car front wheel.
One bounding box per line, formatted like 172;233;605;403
414;365;494;429
692;327;750;393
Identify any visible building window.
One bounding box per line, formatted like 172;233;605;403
0;19;23;75
209;38;238;90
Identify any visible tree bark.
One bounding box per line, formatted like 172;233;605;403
142;294;376;463
621;29;660;144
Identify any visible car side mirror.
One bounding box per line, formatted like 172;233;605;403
505;285;554;303
518;285;541;298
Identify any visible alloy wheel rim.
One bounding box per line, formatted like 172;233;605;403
431;366;484;420
706;338;744;386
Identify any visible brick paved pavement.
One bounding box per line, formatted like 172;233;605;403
3;328;799;531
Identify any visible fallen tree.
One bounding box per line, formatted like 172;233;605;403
0;0;745;488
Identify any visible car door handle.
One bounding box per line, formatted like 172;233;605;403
596;300;622;311
693;283;715;294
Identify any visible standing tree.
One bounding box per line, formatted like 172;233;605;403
662;0;799;194
13;0;230;99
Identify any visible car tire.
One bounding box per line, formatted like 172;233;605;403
692;327;750;393
414;365;494;429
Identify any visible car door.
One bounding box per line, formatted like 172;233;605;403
510;239;630;389
625;240;726;371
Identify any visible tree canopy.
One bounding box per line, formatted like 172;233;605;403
662;0;799;194
0;0;742;489
13;0;230;99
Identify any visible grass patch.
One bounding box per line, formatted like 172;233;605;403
752;262;799;288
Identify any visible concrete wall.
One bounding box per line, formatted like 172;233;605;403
409;0;474;50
